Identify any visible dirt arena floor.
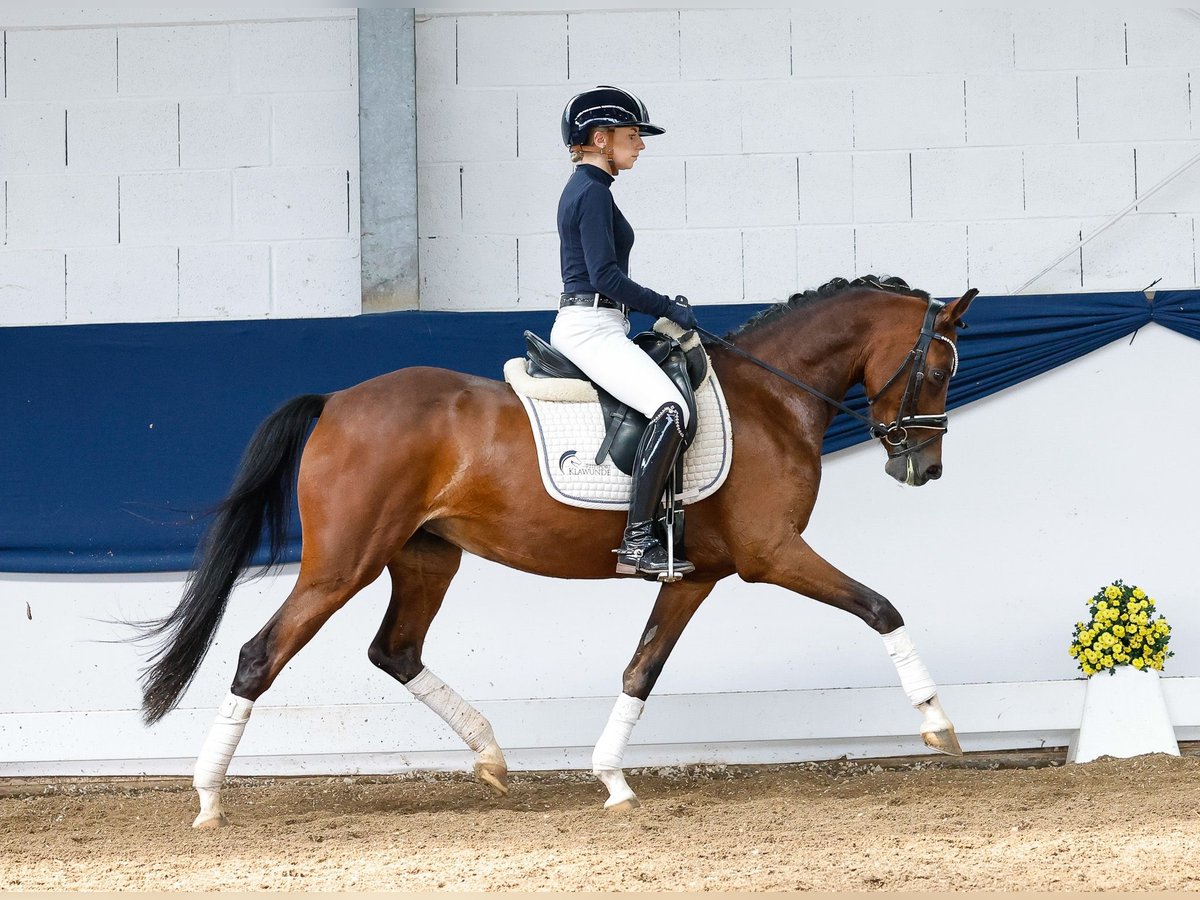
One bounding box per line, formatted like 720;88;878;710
3;751;1200;891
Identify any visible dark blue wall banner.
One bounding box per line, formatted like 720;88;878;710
1;291;1195;574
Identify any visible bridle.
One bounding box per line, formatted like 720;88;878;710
695;296;958;462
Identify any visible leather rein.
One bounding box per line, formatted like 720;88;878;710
695;297;958;460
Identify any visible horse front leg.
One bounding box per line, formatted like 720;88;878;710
744;537;961;756
593;578;716;812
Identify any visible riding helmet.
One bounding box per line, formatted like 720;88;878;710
560;85;666;148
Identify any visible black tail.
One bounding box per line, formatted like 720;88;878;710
137;393;328;724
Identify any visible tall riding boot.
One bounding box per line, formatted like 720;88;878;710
614;402;695;578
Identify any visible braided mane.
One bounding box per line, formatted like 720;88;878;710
727;275;931;339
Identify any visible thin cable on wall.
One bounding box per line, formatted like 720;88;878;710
1013;148;1200;295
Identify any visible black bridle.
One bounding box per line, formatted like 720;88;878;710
696;296;958;461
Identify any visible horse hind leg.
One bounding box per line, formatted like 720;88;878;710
191;559;386;828
367;531;509;797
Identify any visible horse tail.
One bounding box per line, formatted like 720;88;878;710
138;393;328;725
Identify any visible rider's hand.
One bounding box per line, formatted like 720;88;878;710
666;295;698;331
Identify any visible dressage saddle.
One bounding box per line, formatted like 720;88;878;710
522;329;708;476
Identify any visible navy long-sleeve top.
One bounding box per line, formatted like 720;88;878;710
558;164;672;318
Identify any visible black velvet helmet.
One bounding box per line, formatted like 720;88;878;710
560;85;665;147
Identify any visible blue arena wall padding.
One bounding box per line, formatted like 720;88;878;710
1;290;1195;574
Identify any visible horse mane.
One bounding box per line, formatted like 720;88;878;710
725;274;932;340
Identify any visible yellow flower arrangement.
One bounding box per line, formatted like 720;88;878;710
1069;580;1173;677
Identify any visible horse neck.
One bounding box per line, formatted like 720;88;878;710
714;291;915;435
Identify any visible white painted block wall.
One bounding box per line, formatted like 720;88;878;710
0;11;361;326
415;8;1200;308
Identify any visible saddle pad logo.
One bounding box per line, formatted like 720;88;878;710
559;450;615;478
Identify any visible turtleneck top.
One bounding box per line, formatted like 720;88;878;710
557;164;672;318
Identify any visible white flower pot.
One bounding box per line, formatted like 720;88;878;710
1067;666;1179;764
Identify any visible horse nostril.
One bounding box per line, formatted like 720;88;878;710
925;464;943;480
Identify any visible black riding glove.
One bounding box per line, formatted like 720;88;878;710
665;295;698;331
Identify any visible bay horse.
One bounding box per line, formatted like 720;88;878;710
136;275;977;827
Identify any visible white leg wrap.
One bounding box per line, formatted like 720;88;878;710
881;626;937;707
193;692;254;791
592;693;644;772
406;667;495;753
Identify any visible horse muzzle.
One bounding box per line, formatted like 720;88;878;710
884;452;943;487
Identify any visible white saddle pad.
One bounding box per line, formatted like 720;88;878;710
504;349;733;511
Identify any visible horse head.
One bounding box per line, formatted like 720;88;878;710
864;287;977;487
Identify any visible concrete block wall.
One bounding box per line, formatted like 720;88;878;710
0;11;361;326
415;9;1200;310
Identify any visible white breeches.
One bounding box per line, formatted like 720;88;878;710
550;307;690;426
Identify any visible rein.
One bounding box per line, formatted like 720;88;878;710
695;296;956;459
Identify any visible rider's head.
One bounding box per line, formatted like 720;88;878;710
560;85;664;176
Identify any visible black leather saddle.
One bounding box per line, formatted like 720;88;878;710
523;329;708;476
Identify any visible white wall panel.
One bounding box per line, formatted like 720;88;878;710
461;160;563;235
415;13;457;88
965;72;1077;147
742;227;798;305
610;158;686;231
792;10;1013;78
567;10;681;85
742;80;854;155
968;219;1082;295
179;245;271;319
854;223;968;296
639;81;743;158
679;9;790;81
6;175;117;248
117;24;231;97
233;167;350;241
119;172;232;245
0;104;66;175
1012;10;1126;71
1123;9;1200;68
65;246;178;323
419;235;517;310
1135;143;1200;215
517;86;572;161
796;153;852;225
4;29;117;100
4;327;1197;774
232;19;355;93
851;152;911;224
685;155;798;228
272;93;361;168
852;77;966;151
456;14;566;88
796;225;856;288
1023;144;1135;218
67;100;178;174
911;148;1024;222
633;228;742;303
418;89;518;163
418;164;463;237
271;240;362;318
0;250;65;325
516;232;560;309
1080;214;1196;292
1077;69;1192;144
178;97;271;169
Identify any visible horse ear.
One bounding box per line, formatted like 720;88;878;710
937;287;978;328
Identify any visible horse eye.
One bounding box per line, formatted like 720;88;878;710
930;369;946;384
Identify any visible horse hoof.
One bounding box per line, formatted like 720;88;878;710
922;726;963;756
192;811;229;829
604;795;641;814
474;761;509;797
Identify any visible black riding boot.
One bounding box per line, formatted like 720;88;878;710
614;403;695;578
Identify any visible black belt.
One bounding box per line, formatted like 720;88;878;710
560;293;626;313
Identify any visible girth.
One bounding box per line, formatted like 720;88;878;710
523;330;707;476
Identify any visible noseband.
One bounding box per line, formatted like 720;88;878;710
696;296;957;462
867;297;958;459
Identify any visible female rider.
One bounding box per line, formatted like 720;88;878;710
553;86;700;579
